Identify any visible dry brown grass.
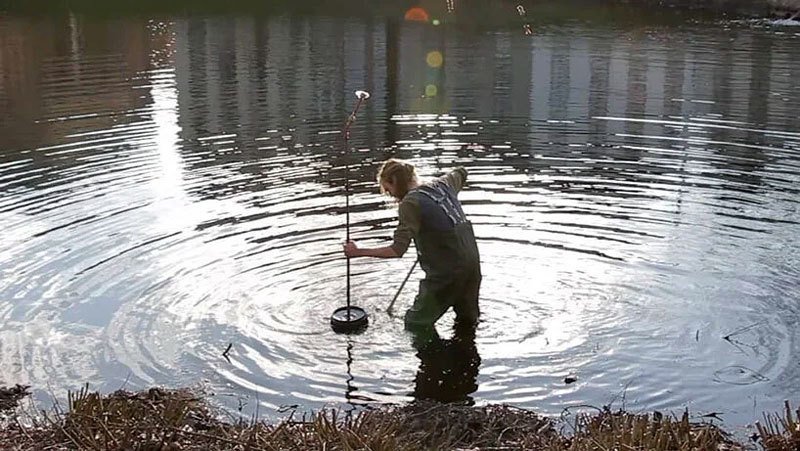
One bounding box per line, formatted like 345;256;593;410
565;408;743;451
757;400;800;451
3;385;799;450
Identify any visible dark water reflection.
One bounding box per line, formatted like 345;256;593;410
411;324;481;403
1;6;799;428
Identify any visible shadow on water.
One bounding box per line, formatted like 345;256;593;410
409;323;481;404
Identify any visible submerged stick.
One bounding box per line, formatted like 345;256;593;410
222;343;233;362
387;259;418;314
722;321;764;341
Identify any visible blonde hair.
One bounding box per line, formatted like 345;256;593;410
377;158;416;200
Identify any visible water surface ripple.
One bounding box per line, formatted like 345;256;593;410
0;12;798;426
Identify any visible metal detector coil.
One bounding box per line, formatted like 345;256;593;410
330;306;369;333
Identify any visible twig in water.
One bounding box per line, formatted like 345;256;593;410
119;371;132;391
722;335;760;357
722;321;764;341
605;379;633;412
699;412;724;421
387;258;418;315
222;343;233;362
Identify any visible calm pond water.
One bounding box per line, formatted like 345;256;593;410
1;2;799;428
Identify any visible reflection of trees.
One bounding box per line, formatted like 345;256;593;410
626;43;648;143
738;33;773;187
0;14;152;193
378;21;788;209
688;33;771;203
5;11;795;206
173;15;389;200
171;12;793;210
587;38;611;138
385;18;400;148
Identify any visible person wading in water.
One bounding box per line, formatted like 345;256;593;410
343;159;482;331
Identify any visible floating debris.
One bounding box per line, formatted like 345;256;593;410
713;365;769;385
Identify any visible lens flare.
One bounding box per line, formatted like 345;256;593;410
404;7;430;22
426;51;443;68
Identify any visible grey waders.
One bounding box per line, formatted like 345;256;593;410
403;181;482;329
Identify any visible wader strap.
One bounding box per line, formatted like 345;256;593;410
416;183;467;226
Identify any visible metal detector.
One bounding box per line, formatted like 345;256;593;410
331;90;371;334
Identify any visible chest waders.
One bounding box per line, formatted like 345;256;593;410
403;182;482;329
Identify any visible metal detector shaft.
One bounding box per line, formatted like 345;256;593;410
387;258;418;313
343;92;368;320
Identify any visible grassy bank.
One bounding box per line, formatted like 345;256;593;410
2;385;800;450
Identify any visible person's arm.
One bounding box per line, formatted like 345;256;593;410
343;242;399;258
342;198;420;259
442;167;468;193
